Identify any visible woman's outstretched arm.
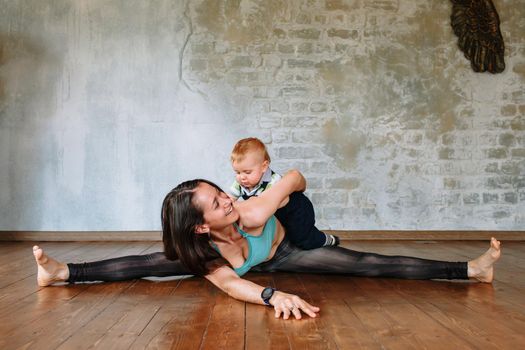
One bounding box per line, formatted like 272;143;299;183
205;265;319;320
238;169;306;228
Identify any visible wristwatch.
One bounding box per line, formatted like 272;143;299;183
261;287;276;306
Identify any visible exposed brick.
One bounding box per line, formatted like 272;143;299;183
478;133;498;146
499;133;516;147
278;44;294;54
310;102;328;112
310;161;335;173
501;105;517;116
229;56;253;68
515;177;525;189
297;43;314;54
327;29;358;39
362;207;377;216
291;102;308;113
406;133;422;145
486;148;508;159
511;116;525;130
277;146;302;159
280;86;309;97
314;15;327;24
191;42;214;54
501;161;522;175
270;100;289;113
254;43;275;55
301;146;324;158
292;130;325;143
311;192;348;206
271;130;289;143
307;177;323;189
335;44;350;53
486;176;514;189
289;29;321;40
226;72;260;84
263;54;282;68
257;115;281;128
503;192;518;204
463;193;480;205
484;162;499;173
512;149;525;157
324;207;344;219
251;100;270;113
443;178;460;189
493;210;511;219
325;0;350;11
251;129;272;143
287;59;316;68
443;193;461;205
483;193;499;204
273;28;286;39
283;116;325;127
295;13;311;24
325;177;360;189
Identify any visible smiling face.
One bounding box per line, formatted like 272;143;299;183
192;182;240;232
232;151;269;191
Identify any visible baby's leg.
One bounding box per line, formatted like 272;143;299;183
275;192;337;250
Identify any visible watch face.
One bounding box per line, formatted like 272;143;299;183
262;287;274;299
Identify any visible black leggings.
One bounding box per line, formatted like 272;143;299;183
67;238;468;282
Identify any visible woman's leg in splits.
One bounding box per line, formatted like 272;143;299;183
33;246;192;286
255;238;501;282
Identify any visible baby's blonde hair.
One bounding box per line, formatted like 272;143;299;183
230;137;271;163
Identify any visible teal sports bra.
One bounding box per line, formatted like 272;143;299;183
211;216;277;276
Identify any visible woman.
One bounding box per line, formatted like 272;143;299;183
34;170;501;320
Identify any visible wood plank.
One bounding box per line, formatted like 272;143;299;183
199;287;245;350
56;279;181;350
299;274;383;349
1;241;524;349
0;243;154;340
243;273;290;350
128;277;216;349
346;278;474;349
384;279;525;349
271;272;337;349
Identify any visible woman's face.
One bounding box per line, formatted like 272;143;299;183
192;182;239;230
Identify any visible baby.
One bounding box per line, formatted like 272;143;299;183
229;137;339;248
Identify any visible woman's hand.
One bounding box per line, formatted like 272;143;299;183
269;291;320;320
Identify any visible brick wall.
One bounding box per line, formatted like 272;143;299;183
0;0;522;231
185;0;524;230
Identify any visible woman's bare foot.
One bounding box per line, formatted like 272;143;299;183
33;246;69;286
467;237;501;283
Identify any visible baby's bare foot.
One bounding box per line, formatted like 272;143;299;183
33;246;69;286
468;238;501;283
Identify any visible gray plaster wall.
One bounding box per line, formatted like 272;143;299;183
0;0;523;231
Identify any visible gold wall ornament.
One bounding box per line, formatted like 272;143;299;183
450;0;505;73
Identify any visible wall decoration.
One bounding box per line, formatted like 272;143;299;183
450;0;505;73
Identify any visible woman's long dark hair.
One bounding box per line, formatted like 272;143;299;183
161;179;225;276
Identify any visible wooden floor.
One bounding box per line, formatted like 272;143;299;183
0;240;524;349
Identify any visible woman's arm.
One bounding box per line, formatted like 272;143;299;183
205;265;319;320
238;169;306;228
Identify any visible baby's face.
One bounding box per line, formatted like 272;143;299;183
232;152;269;191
